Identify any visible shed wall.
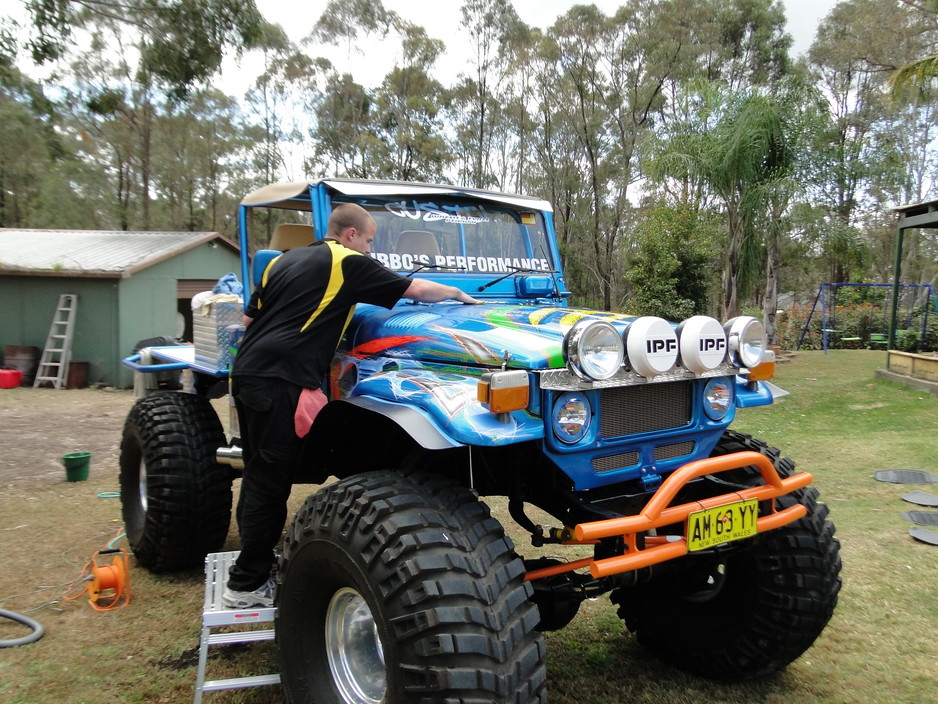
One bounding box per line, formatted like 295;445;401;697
2;239;240;388
0;276;119;384
114;241;240;387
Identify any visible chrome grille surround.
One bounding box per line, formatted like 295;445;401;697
538;362;739;391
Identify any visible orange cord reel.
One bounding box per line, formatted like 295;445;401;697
65;548;131;612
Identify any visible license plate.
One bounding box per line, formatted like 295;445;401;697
687;499;758;551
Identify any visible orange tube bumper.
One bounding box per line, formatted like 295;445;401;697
525;451;811;582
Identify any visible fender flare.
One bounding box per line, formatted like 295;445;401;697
321;396;463;450
296;396;463;483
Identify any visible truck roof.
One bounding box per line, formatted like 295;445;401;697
240;178;553;213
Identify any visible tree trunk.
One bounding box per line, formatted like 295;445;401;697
763;234;780;345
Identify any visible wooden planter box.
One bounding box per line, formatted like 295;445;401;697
877;350;938;396
886;350;938;382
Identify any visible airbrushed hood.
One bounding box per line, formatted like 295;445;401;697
346;302;636;370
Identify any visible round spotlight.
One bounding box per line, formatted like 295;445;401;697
677;316;728;374
564;320;624;380
623;317;678;378
723;316;767;368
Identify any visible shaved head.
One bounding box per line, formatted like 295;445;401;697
327;203;374;237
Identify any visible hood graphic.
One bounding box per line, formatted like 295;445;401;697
347;303;637;370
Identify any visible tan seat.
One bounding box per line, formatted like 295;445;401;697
269;224;315;251
397;230;440;258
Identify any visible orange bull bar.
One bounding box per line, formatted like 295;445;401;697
525;451;812;582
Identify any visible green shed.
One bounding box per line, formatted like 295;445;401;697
0;229;241;388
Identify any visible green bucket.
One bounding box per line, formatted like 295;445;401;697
62;452;91;482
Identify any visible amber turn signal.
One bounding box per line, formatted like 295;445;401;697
478;370;529;413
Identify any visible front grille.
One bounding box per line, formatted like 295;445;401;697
653;441;696;461
599;381;693;438
592;452;640;473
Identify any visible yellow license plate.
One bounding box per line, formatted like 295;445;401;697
687;499;758;551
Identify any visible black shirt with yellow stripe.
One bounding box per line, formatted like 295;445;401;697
232;239;410;389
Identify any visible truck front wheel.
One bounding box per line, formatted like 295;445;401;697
119;393;232;571
277;471;547;704
611;431;842;680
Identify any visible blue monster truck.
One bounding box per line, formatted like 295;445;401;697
119;179;841;703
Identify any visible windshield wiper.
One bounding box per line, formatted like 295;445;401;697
478;265;559;292
406;263;467;277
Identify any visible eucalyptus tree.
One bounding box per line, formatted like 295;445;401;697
542;4;616;308
372;23;451;182
0;67;59;227
806;0;921;225
305;0;400;179
60;20;163;230
535;0;711;310
14;0;263;99
308;0;398;48
454;0;527;189
151;88;252;234
694;0;791;89
244;23;321;186
309;70;378;178
806;0;938;297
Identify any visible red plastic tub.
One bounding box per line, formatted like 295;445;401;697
0;369;24;388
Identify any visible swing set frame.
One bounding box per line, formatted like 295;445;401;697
797;282;936;353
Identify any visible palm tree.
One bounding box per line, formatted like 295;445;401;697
650;87;797;319
890;1;938;94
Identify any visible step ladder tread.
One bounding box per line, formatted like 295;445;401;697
206;629;275;645
201;674;281;692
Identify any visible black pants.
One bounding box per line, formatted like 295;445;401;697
227;375;302;591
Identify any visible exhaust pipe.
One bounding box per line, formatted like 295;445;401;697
216;445;244;470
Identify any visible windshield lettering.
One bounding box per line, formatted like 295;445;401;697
372;252;550;274
385;200;490;225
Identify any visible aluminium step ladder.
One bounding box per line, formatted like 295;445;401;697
194;551;280;703
33;294;78;389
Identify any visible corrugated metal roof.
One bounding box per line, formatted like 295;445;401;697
0;229;239;278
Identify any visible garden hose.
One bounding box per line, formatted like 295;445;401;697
0;608;44;648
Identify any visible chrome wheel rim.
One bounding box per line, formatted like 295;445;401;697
137;458;148;512
325;587;386;704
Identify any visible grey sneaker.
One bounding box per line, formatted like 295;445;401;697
222;576;275;609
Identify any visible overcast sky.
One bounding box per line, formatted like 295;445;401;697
235;0;837;91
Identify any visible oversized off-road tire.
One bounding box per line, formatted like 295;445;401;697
611;430;841;680
119;393;232;572
276;471;547;704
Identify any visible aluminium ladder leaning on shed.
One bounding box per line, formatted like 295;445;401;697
33;294;78;389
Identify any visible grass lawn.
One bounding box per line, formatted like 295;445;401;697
0;350;936;703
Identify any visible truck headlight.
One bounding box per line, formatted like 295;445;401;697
703;377;734;420
552;392;592;443
723;316;767;369
564;320;623;381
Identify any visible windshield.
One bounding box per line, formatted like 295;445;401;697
335;196;554;275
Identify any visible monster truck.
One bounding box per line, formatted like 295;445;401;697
120;178;841;703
